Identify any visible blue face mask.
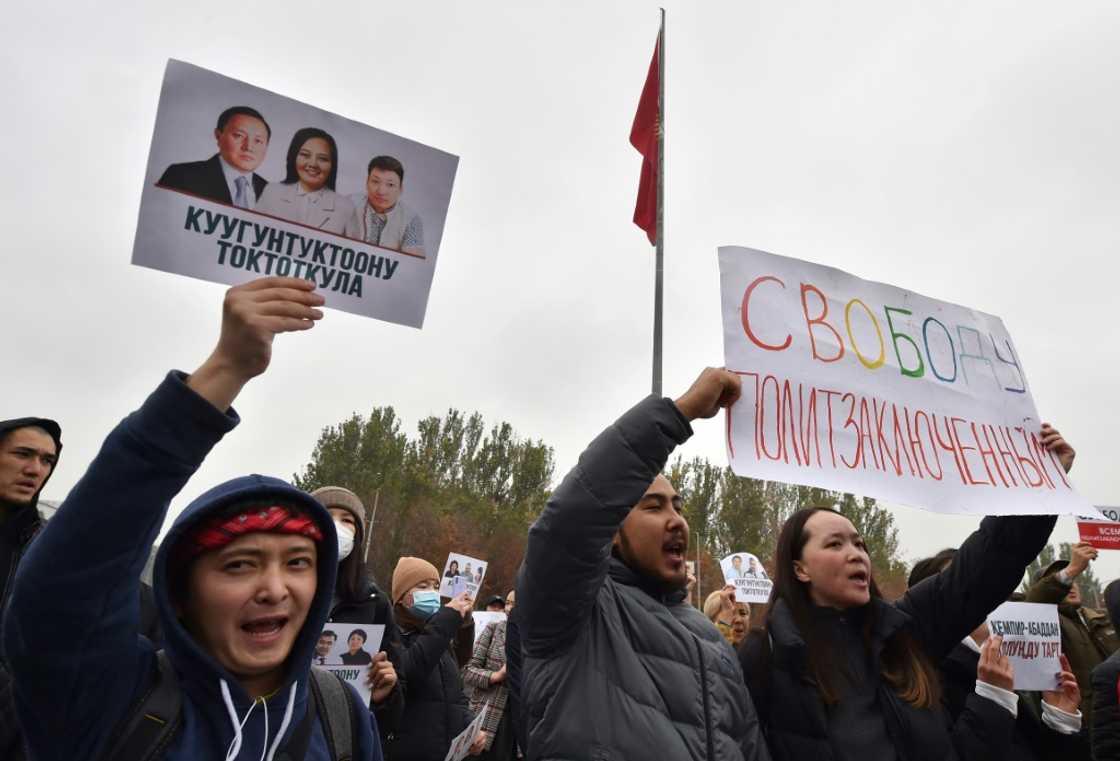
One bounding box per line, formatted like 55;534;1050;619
410;589;441;619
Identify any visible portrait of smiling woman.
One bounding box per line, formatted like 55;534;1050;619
256;126;355;234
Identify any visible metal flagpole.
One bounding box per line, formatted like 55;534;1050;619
652;8;665;396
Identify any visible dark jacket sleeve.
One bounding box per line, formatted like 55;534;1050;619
738;631;772;730
519;395;692;656
504;605;526;753
950;692;1016;761
1093;654;1120;759
373;594;405;738
454;616;476;669
896;514;1056;663
1;372;236;760
346;681;383;761
398;607;466;687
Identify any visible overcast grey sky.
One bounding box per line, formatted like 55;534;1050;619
4;1;1119;580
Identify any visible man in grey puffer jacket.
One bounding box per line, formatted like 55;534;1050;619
517;368;771;761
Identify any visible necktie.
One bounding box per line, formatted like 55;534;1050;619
234;176;250;208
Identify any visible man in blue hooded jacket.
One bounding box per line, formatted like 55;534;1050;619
2;276;383;761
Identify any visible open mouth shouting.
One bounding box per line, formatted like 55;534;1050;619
241;615;289;646
847;567;870;590
663;537;687;570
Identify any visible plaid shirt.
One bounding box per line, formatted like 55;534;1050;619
462;619;509;748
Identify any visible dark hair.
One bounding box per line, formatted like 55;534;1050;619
335;506;371;604
348;628;367;643
216;106;271;140
321;629;337;640
767;507;941;708
906;548;958;589
367;155;404;183
283;128;339;191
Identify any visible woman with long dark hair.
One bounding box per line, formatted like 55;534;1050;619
311;486;404;742
256;127;355;233
739;424;1073;761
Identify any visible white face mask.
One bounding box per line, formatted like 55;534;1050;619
335;521;355;562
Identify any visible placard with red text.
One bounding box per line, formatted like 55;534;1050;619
719;246;1089;516
1078;506;1120;549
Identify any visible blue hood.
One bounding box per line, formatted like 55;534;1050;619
152;473;339;754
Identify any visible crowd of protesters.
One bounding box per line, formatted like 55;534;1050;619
2;275;1119;760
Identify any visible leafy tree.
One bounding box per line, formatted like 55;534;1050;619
296;410;909;610
294;405;554;600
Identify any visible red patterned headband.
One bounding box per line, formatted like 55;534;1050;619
181;505;324;558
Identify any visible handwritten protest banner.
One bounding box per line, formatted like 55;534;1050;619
440;553;488;599
313;623;385;705
444;703;491;761
472;611;507;644
133;60;458;328
719;552;772;603
1078;506;1120;550
986;602;1061;690
719;246;1090;516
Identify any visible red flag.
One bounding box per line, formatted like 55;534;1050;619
630;38;660;245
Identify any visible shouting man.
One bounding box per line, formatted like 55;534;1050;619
516;368;770;761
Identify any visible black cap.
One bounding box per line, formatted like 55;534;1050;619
1034;559;1070;584
485;595;506;608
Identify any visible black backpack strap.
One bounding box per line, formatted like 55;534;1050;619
273;686;318;761
306;667;356;761
101;651;182;761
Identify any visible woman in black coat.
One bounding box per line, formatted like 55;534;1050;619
740;499;1060;761
387;555;480;761
312;486;405;740
740;426;1071;761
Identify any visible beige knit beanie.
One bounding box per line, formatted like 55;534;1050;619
310;486;366;540
392;556;440;604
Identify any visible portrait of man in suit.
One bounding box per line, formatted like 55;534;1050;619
157;106;271;209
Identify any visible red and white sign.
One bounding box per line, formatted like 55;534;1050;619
1077;506;1120;550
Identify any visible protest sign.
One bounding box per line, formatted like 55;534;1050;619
312;623;385;705
444;703;491;761
133;60;458;328
719;246;1090;516
1077;506;1120;549
719;552;772;604
986;602;1061;691
440;553;488;599
472;611;507;643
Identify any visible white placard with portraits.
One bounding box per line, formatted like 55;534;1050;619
719;552;772;604
439;552;488;600
133;60;458;328
312;623;385;705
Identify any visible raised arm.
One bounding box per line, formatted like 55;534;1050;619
518;368;738;656
2;277;322;759
396;607;464;686
1026;542;1096;604
898;424;1070;662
